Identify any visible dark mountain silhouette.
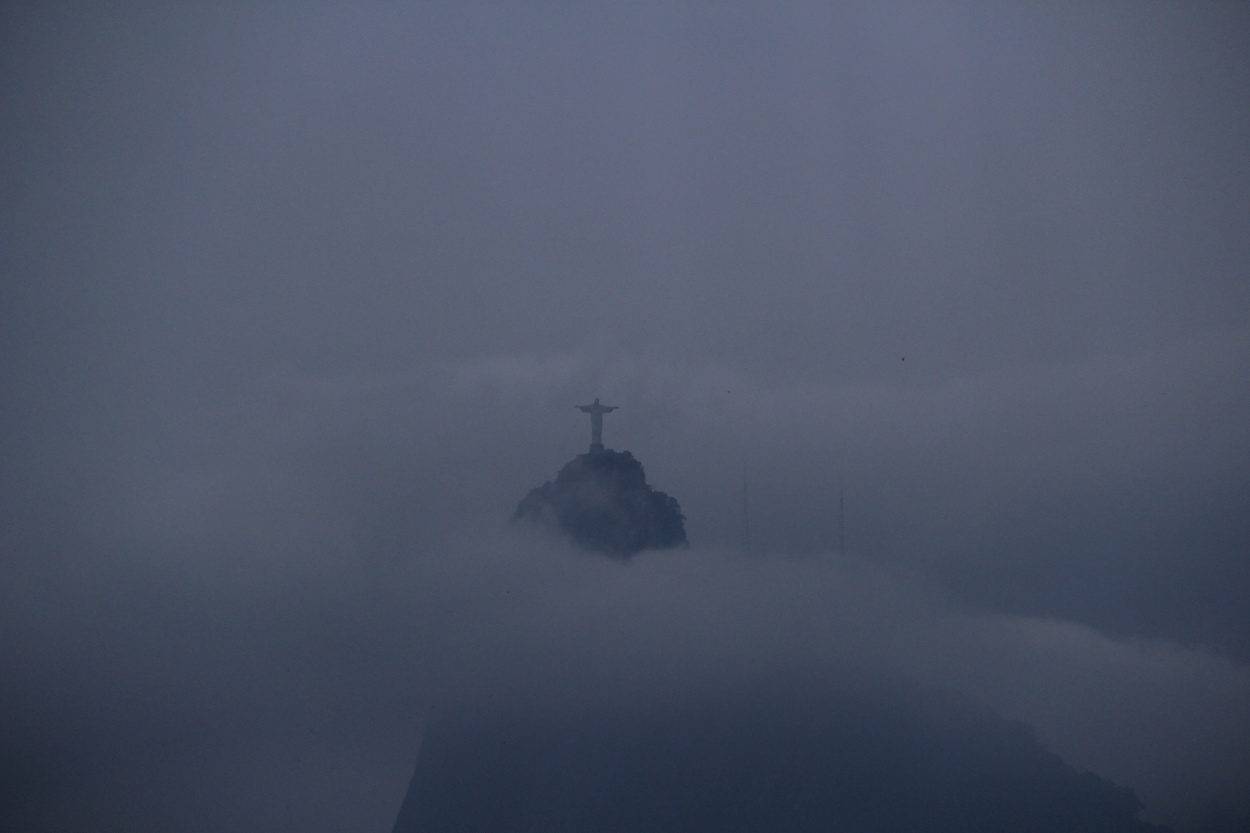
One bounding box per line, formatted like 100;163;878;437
392;672;1172;833
513;449;687;557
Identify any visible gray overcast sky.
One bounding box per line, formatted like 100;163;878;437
2;2;1249;831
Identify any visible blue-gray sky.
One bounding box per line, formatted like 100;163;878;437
2;3;1248;831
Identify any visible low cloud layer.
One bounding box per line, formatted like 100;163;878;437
6;524;1249;830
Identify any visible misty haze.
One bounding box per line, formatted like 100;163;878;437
2;3;1248;832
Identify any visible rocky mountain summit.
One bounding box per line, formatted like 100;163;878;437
513;448;687;557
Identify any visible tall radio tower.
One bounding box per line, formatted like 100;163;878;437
838;487;845;557
742;473;751;552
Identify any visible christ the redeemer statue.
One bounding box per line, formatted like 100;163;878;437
577;397;618;453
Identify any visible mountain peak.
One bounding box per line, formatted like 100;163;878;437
513;448;687;557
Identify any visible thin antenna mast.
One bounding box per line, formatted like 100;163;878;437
742;471;752;552
838;487;845;557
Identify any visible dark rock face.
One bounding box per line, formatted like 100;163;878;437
392;673;1173;833
513;449;687;557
